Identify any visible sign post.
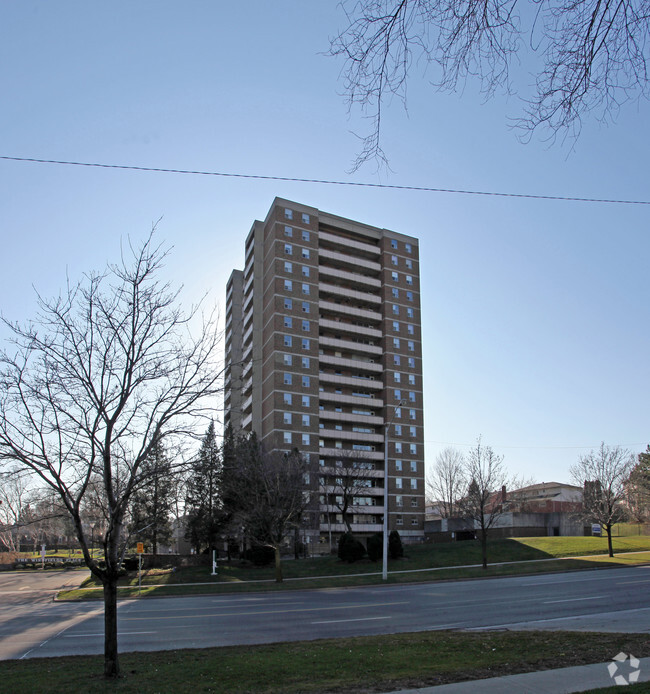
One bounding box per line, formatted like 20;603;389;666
211;549;218;576
137;542;144;595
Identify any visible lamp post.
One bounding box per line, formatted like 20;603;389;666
382;400;405;581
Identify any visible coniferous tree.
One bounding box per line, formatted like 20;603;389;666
185;421;223;553
129;438;173;555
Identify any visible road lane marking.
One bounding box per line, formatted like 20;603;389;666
312;616;391;624
543;595;605;604
121;600;410;622
64;631;155;637
617;579;650;585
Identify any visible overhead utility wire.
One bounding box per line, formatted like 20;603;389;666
2;155;649;206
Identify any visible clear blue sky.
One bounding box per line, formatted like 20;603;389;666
1;2;648;484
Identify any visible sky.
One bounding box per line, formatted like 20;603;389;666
1;2;648;485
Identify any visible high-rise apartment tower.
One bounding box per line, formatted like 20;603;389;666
224;199;425;548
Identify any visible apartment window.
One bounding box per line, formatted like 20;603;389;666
396;495;403;507
302;319;310;332
394;389;402;400
302;266;310;277
394;372;401;383
406;291;413;301
391;254;398;265
405;243;412;253
284;225;293;236
391;271;398;281
284;279;293;291
395;407;401;418
283;412;292;425
284;316;292;329
301;357;310;368
397;515;404;526
302;414;310;426
284;298;292;310
302;214;310;225
409;391;416;402
411;497;418;507
335;424;342;430
408;357;415;368
395;442;402;453
411;517;418;526
284;243;293;255
302;301;310;313
410;478;417;489
395;424;402;436
405;259;413;269
284;373;292;385
302;375;310;387
410;443;417;454
407;324;414;335
408;341;415;351
406;275;413;285
409;409;416;420
410;460;417;472
392;321;399;332
302;338;310;349
283;393;292;405
409;426;416;437
392;304;399;315
302;395;310;407
390;239;398;249
284;208;293;220
302;248;310;259
302;283;310;295
408;374;416;385
396;477;403;488
407;308;414;318
284;431;292;443
284;261;292;273
283;335;292;347
393;355;400;366
395;460;403;471
393;338;400;349
392;288;399;298
283;354;292;366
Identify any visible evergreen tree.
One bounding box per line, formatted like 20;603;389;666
129;438;173;555
185;421;223;553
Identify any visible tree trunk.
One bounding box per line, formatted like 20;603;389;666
103;577;120;678
480;530;488;570
274;545;283;583
606;524;614;557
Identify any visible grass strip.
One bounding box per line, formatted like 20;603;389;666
1;630;648;693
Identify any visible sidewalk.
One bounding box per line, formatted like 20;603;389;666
387;656;650;693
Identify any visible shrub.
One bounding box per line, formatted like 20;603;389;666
338;532;366;563
367;533;383;562
389;530;404;559
123;557;139;571
244;544;275;566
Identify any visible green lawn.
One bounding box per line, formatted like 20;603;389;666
56;535;650;599
0;630;647;693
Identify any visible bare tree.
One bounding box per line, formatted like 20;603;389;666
426;447;464;518
330;0;650;169
0;468;35;551
625;445;650;523
570;443;636;557
0;233;222;678
458;438;510;569
319;452;381;536
224;435;314;582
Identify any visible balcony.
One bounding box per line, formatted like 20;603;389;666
319;335;382;356
318;230;380;257
319;248;381;273
319;429;383;444
319;281;381;306
318;391;384;409
319;446;383;461
319;522;383;533
319;299;382;324
318;372;383;391
319;354;383;374
318;264;381;290
319;410;384;426
319;318;382;340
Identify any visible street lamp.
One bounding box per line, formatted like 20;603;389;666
382;400;406;581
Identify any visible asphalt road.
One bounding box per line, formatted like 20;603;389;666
1;565;649;661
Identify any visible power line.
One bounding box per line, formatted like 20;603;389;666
2;155;649;206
